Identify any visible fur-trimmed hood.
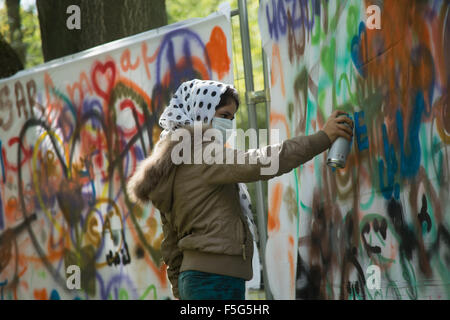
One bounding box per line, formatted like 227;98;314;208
126;124;214;212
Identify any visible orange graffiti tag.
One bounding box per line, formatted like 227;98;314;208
205;26;231;80
120;48;141;72
141;42;160;81
268;182;283;233
271;43;285;97
270;112;290;139
5;197;18;224
288;235;295;287
44;72;63;118
33;288;48;300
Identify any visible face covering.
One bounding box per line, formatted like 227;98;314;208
212;117;233;143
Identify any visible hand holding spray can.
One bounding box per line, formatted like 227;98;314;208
327;114;353;169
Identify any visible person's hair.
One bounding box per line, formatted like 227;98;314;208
215;87;240;111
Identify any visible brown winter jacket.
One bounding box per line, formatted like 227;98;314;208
127;124;331;298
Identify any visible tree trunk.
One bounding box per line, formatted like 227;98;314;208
36;0;168;62
0;33;24;78
5;0;25;65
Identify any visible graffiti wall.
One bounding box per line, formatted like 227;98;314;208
0;12;234;300
259;0;449;299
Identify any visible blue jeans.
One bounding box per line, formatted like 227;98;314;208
178;270;245;300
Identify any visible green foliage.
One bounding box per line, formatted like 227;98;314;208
21;5;43;67
0;0;43;68
166;0;224;24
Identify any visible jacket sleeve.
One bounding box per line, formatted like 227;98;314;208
159;211;183;299
199;130;331;184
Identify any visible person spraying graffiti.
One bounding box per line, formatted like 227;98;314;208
126;79;353;300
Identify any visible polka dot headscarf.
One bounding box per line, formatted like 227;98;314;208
158;79;258;243
159;79;237;139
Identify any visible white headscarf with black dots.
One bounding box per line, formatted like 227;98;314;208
159;79;233;138
158;79;259;243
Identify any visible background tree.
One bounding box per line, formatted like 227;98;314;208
0;0;43;71
5;0;25;63
36;0;168;61
0;32;23;77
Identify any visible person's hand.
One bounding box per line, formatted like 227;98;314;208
322;110;354;143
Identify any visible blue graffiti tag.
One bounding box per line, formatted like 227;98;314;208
378;123;400;200
397;92;424;178
354;111;369;151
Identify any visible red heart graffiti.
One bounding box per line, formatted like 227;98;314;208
91;60;116;102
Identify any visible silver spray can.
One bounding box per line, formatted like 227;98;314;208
327;114;353;169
